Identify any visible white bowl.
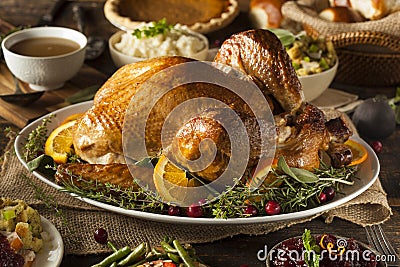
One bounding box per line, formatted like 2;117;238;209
1;27;87;91
109;30;209;68
299;59;339;102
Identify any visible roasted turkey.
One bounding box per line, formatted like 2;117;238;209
69;29;352;185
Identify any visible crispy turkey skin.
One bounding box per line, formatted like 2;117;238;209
71;29;353;185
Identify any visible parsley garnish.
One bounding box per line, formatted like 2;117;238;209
302;229;321;267
132;18;173;39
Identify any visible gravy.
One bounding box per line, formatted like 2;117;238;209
10;37;80;57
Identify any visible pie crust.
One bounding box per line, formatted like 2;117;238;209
104;0;239;33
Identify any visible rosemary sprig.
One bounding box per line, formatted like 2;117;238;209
132;18;173;39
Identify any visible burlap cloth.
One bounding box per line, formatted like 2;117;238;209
0;132;392;255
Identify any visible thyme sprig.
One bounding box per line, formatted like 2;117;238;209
58;170;167;214
21;118;359;220
206;163;357;219
20;174;71;232
23;114;54;162
56;161;357;219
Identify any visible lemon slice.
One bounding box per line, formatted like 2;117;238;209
44;120;76;164
345;139;368;166
153;155;201;203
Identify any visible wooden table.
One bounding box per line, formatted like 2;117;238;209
1;1;399;266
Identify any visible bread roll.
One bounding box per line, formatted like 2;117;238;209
319;6;365;22
249;0;286;28
329;0;400;20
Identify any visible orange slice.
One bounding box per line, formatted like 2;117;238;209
153;155;201;203
44;120;76;164
345;139;368;166
61;113;84;125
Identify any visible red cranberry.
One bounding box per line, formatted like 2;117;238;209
370;140;382;154
244;204;259;216
168;206;180;216
94;228;108;244
186;204;203;218
265;200;281;215
323;187;335;201
318;192;327;203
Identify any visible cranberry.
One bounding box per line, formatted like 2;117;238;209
244;204;259;216
94;228;108;244
318;192;327;203
370;140;383;154
323;187;335;201
265;200;281;215
168;206;180;216
186;204;203;218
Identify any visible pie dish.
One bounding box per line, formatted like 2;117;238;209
103;0;239;33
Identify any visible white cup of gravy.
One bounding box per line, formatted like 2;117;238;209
1;27;87;91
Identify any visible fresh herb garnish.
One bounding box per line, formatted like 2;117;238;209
132;18;173;39
268;28;297;47
23;114;54;162
23;119;358;219
302;229;321;267
277;156;319;183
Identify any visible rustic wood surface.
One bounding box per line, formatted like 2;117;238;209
0;1;399;266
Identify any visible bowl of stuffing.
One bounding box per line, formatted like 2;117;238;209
109;19;209;68
270;29;338;102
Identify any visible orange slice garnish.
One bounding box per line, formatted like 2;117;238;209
345;139;368;166
44;120;76;164
153;155;201;203
61;113;84;125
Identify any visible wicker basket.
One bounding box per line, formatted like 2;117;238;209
281;1;400;88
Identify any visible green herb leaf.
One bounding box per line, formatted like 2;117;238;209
27;154;56;176
65;85;99;104
277;156;297;178
268;28;296;47
302;229;320;267
277;157;319;183
290;168;319;183
132;18;173;39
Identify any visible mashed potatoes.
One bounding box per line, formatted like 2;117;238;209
115;22;208;59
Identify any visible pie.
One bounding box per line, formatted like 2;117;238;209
104;0;239;33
